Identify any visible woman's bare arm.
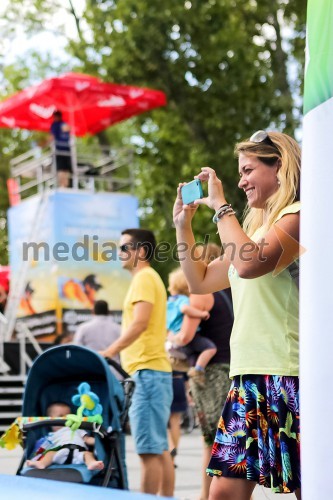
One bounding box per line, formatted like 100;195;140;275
173;184;230;294
195;168;300;279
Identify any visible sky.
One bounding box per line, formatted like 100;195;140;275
0;0;303;140
1;0;85;66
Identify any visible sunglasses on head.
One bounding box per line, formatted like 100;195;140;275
250;130;277;149
119;243;141;252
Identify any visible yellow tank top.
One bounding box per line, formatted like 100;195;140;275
228;202;300;377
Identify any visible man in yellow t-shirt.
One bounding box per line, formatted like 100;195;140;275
100;228;173;497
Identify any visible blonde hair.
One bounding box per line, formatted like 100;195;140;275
168;267;189;296
235;131;301;236
195;243;222;264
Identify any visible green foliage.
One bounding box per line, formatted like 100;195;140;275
72;0;306;279
0;211;8;266
0;0;306;280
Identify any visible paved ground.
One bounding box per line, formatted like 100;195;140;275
0;429;296;499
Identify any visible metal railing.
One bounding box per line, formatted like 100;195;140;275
0;313;10;374
16;322;43;377
0;313;43;376
10;143;135;199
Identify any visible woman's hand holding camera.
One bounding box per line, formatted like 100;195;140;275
173;183;198;229
174;167;227;229
195;167;227;211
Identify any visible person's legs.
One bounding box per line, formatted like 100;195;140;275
202;448;255;500
168;372;187;468
26;450;57;469
55;152;72;188
168;412;182;452
129;370;173;495
139;454;162;494
83;451;104;471
140;451;174;495
139;450;175;496
200;442;213;500
57;170;70;188
295;489;302;500
160;449;175;497
195;347;217;370
208;476;256;500
189;363;230;497
186;337;217;386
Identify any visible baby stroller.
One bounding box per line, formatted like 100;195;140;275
16;345;135;489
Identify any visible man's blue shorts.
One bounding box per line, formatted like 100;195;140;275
129;369;173;455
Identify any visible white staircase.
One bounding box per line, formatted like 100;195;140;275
2;192;49;342
0;375;25;432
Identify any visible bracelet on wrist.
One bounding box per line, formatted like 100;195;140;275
216;203;230;211
213;205;236;233
212;204;233;224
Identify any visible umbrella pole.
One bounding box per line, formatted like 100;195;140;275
70;136;78;189
66;92;79;189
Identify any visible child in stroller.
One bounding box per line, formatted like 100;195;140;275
26;402;104;471
16;344;135;489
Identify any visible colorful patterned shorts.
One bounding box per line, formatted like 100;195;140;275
207;375;301;493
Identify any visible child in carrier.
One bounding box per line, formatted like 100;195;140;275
26;402;104;471
166;267;216;386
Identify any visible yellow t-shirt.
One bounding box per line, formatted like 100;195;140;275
120;266;171;375
228;202;300;377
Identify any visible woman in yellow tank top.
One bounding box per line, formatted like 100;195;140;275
173;131;301;499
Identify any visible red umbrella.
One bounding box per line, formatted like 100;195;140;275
0;72;167;137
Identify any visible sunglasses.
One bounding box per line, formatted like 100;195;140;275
250;130;277;149
119;243;141;252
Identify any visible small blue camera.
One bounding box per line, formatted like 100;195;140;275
181;179;203;205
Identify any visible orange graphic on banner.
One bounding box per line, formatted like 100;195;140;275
272;225;306;277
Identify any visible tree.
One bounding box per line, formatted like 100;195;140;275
1;0;306;280
70;0;306;278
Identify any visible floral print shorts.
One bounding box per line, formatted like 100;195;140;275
207;375;301;493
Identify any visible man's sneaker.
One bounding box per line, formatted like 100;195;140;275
188;367;206;387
